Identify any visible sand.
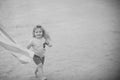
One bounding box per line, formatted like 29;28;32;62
0;0;120;80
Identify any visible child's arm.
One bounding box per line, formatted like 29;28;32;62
43;40;52;48
47;43;52;47
27;44;32;49
27;40;33;49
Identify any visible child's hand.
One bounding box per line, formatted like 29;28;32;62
48;44;52;47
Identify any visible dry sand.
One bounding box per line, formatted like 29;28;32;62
0;0;120;80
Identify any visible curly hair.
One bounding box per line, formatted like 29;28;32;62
32;25;51;42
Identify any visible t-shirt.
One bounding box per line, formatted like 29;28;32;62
29;38;46;57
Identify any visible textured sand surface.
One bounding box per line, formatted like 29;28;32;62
0;0;120;80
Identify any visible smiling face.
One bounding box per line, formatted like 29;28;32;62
34;28;43;39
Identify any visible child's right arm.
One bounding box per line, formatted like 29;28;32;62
27;44;32;49
27;40;33;49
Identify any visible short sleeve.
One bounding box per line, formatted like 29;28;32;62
27;39;33;49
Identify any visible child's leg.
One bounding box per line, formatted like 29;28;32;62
33;55;46;79
33;55;42;78
39;57;47;80
37;63;44;79
38;64;47;80
35;67;38;78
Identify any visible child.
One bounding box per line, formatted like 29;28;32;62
27;25;52;80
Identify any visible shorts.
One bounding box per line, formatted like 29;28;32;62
33;55;45;65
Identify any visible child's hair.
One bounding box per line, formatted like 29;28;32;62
33;25;51;42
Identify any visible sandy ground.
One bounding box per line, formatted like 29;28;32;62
0;0;120;80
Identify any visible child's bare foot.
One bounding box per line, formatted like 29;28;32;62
35;68;38;78
35;74;38;78
41;76;47;80
35;71;38;78
35;73;38;78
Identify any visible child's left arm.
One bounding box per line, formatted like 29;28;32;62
43;40;52;48
47;43;52;47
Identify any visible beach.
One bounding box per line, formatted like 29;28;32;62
0;0;120;80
